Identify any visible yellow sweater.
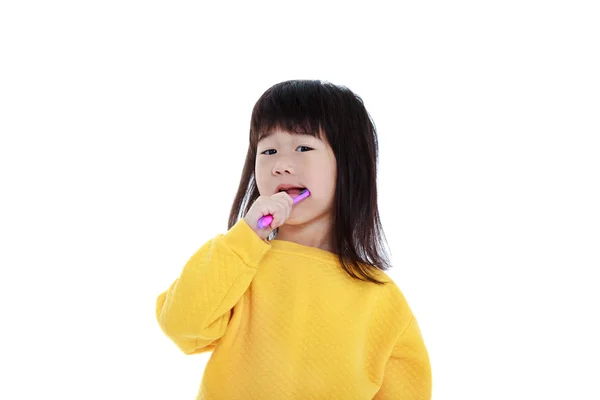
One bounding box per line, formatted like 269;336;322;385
155;218;432;399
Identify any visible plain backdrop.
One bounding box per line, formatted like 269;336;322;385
1;1;598;399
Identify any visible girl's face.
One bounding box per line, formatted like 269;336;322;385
255;130;337;226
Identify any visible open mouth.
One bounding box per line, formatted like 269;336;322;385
278;187;307;198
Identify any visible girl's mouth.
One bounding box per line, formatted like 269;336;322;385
278;187;308;198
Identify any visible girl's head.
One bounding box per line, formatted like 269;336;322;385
228;79;391;285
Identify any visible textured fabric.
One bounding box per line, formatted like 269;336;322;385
155;218;431;399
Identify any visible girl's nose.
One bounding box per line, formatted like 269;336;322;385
273;159;295;175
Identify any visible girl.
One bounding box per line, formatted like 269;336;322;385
155;80;432;399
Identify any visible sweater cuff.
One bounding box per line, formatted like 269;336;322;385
220;218;272;268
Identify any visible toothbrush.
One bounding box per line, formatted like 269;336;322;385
257;188;311;229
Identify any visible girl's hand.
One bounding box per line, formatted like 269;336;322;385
243;192;294;240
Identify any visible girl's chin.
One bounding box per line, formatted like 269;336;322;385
281;214;313;227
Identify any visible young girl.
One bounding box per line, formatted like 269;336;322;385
155;80;432;399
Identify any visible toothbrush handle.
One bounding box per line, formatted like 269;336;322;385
257;215;273;229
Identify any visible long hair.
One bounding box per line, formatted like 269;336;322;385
228;79;392;286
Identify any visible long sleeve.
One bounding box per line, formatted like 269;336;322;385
155;218;271;355
373;315;432;400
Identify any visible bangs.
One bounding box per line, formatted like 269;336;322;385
250;80;329;147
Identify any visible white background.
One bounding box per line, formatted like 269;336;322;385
1;1;598;399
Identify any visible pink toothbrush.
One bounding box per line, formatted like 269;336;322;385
257;188;311;229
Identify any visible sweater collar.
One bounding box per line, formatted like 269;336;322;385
268;239;340;263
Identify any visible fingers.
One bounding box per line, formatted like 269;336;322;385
269;192;294;229
244;192;296;239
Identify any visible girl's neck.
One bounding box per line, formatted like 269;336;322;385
274;215;335;253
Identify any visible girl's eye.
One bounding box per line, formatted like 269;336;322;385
261;146;313;155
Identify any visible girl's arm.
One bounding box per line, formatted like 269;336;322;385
373;315;432;400
155;219;270;355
